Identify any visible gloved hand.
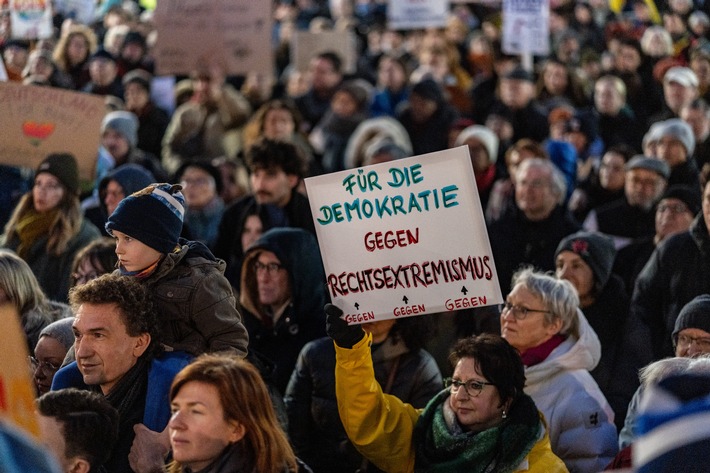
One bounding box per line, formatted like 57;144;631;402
325;303;365;349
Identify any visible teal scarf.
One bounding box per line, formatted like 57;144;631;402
412;390;541;473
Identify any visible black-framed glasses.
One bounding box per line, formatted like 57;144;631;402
445;377;495;397
253;261;285;275
28;356;60;374
501;301;551;320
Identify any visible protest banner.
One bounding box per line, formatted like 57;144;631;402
305;146;503;324
387;0;448;30
53;0;96;26
0;82;105;181
291;30;357;74
0;304;39;438
9;0;52;39
153;0;272;76
502;0;550;56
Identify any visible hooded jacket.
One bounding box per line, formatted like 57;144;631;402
130;239;249;357
524;310;618;473
239;228;327;394
334;334;568;473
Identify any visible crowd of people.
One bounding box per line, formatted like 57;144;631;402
5;0;710;472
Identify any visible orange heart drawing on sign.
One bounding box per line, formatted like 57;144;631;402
22;121;56;146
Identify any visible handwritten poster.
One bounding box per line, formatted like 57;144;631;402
53;0;96;25
502;0;550;56
387;0;448;30
0;304;39;438
0;82;105;181
9;0;52;39
291;30;357;74
153;0;273;76
305;147;503;324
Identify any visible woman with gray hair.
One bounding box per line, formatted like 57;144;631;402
501;267;618;472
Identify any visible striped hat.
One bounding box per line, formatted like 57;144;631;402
105;183;185;253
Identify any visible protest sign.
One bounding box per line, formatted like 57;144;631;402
0;82;105;181
387;0;448;30
53;0;96;26
305;146;503;324
153;0;272;76
291;30;357;74
9;0;52;39
0;304;39;438
502;0;550;56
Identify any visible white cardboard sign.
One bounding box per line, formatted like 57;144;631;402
10;0;53;39
502;0;550;56
387;0;448;31
305;146;503;324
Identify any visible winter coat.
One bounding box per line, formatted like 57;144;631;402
126;239;249;357
170;441;313;473
524;310;618;473
285;336;442;473
488;205;580;295
2;219;101;302
583;198;655;250
239;229;327;394
213;192;315;288
626;214;710;364
334;334;568;473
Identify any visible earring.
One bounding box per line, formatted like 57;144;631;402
502;409;507;419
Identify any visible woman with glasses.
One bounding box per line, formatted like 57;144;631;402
1;153;101;302
31;317;74;395
0;249;71;357
501;268;618;472
70;237;117;288
326;304;567;473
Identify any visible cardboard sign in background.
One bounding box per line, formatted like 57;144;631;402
305;147;503;324
502;0;550;56
291;30;357;74
153;0;273;76
0;82;105;181
0;304;39;438
387;0;448;30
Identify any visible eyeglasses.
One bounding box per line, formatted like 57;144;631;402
180;177;212;187
675;334;710;351
445;377;495;397
254;261;285;275
28;356;60;374
657;203;690;215
501;301;551;320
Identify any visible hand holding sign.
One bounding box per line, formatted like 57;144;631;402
325;303;366;347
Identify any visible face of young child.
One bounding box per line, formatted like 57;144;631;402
112;229;162;272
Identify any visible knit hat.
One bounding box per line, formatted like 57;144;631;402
626;155;671;179
664;66;699;88
642;121;664;149
661;185;701;216
555;231;617;286
122;31;146;50
411;78;444;104
336;79;373;112
503;66;535;83
122;68;152;92
672;294;710;340
39;317;75;351
89;47;116;63
101;164;155;197
105;183;185;254
101;111;139;148
656;118;696;156
454;125;500;163
36;153;80;196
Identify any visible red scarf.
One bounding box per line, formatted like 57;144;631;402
520;334;566;367
475;165;496;194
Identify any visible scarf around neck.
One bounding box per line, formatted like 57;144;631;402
15;208;58;258
412;390;541;473
94;355;150;422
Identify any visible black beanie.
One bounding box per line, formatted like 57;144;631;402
661;185;701;216
411;78;444;104
36;153;80;195
555;231;617;286
105;183;185;254
673;294;710;340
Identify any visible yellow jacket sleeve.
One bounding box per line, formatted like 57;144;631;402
335;334;420;473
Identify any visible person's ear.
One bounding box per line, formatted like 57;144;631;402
68;457;91;473
544;317;563;337
132;332;151;357
228;421;246;444
287;174;299;190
